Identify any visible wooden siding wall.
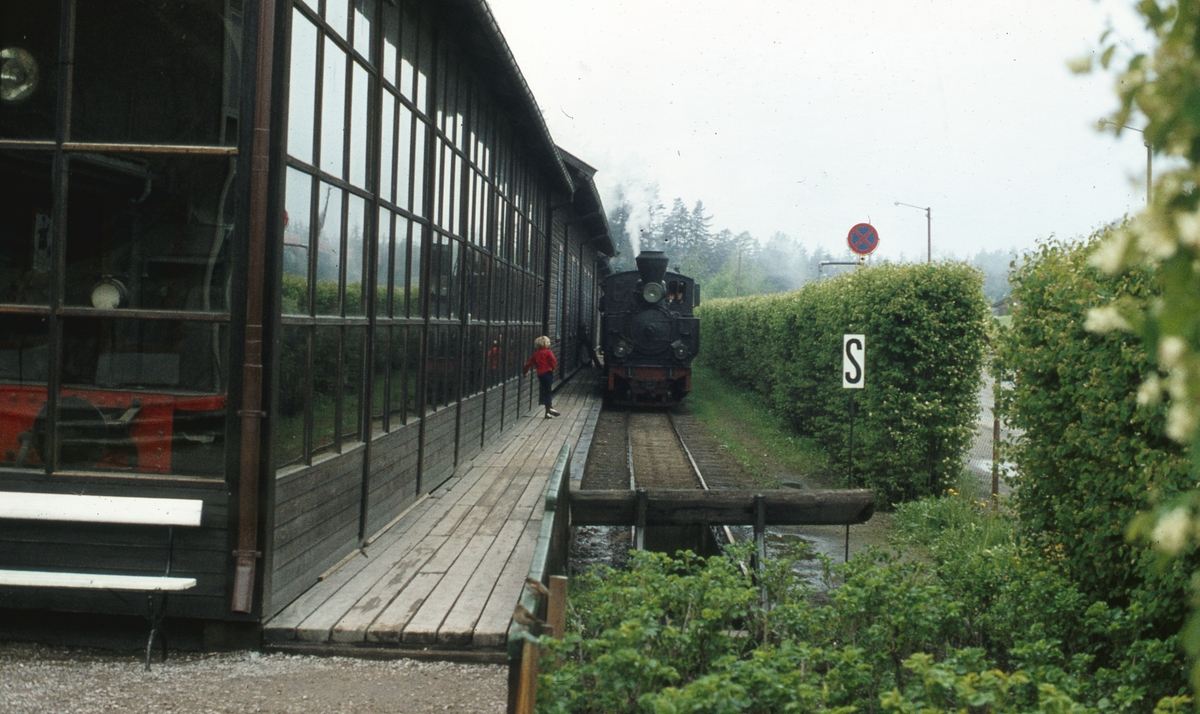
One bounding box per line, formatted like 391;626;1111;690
0;477;233;620
457;391;485;465
364;421;421;537
268;448;366;614
421;408;459;492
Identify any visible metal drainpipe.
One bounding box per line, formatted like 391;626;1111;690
231;0;276;614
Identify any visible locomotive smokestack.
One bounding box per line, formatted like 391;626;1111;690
635;250;669;285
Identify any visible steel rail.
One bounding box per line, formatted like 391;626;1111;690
625;409;636;490
667;411;737;549
625;409;641;549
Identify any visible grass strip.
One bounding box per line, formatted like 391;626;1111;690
686;360;832;488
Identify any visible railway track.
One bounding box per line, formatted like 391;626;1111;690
576;404;867;581
619;410;737;550
625;411;699;489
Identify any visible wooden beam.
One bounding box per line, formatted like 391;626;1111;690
569;489;874;527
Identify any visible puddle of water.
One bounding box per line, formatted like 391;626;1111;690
570;525;631;573
728;525;848;589
571;523;851;590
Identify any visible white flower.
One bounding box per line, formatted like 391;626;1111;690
1137;215;1178;260
1176;211;1200;248
1167;367;1187;400
1136;376;1162;406
1089;229;1130;274
1159;335;1187;369
1153;507;1192;555
1166;401;1197;442
1084;306;1130;333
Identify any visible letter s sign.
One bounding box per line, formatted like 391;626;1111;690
843;334;865;389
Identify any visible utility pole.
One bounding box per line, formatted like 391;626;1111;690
895;201;932;263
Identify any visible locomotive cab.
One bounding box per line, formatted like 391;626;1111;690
600;250;700;404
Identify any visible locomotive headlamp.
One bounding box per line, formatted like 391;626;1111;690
613;340;632;358
641;282;665;304
1;48;39;103
671;340;689;360
90;278;129;310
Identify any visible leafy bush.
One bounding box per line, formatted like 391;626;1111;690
700;263;989;504
538;495;1188;712
995;233;1198;631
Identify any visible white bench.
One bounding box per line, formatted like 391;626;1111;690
0;491;203;668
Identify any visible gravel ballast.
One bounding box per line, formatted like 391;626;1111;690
0;642;507;713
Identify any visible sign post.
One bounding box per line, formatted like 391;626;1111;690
842;334;864;485
842;334;865;560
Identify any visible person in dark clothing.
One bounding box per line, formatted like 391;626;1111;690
578;322;600;368
523;335;559;418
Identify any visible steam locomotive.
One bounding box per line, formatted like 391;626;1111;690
600;251;700;405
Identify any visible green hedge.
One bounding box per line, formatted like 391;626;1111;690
996;234;1197;631
700;263;989;504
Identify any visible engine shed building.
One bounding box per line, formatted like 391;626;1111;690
0;0;612;628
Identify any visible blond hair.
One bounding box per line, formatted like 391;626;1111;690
534;336;551;350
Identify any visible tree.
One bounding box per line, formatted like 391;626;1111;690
969;248;1019;304
759;232;813;292
704;248;773;298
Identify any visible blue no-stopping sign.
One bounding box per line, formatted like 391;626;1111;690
847;223;879;256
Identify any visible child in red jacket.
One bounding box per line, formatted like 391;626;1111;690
523;336;560;418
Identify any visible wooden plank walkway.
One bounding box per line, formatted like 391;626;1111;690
264;376;603;657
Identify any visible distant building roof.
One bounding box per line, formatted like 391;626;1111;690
558;146;615;257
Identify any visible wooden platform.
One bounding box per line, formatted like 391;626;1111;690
263;376;603;657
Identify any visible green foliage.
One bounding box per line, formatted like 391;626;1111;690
538;551;760;713
702;246;776;299
1082;0;1200;691
700;263;989;504
539;495;1187;712
994;233;1197;631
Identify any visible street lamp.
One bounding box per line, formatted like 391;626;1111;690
1099;119;1151;205
894;201;931;263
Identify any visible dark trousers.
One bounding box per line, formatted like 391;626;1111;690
538;371;553;409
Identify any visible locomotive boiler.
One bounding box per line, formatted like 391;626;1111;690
600;250;700;405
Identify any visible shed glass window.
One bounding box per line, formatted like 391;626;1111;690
283;168;314;315
0;152;54;305
346;194;368;316
276;0;556;469
320;39;347;178
349;60;370;189
0;3;60;141
275;324;309;467
63;154;237;313
314;182;343;315
0;1;240;480
287;10;319;166
73;0;240;146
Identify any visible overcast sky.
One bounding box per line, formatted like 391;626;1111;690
485;0;1155;263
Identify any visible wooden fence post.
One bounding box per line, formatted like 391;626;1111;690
546;575;568;639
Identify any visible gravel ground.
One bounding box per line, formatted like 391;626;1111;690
0;642;507;714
